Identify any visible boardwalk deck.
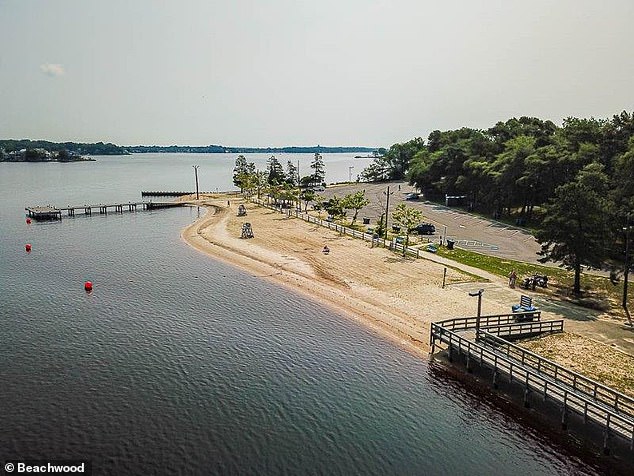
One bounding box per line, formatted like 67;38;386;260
430;314;634;452
25;201;183;220
25;206;62;220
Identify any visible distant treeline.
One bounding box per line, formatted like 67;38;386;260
0;139;128;155
0;139;377;156
127;145;378;154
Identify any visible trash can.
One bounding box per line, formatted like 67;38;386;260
446;239;455;250
363;217;370;225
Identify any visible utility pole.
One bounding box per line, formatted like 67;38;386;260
383;185;394;240
624;226;630;309
192;165;199;200
297;159;301;212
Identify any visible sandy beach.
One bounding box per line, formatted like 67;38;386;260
180;195;634;393
180;196;540;354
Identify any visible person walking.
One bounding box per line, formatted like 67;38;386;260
508;269;517;288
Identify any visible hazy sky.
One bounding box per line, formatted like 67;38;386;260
1;0;633;147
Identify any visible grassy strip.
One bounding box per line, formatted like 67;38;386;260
435;246;633;316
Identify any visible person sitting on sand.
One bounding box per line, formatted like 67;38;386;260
322;245;330;254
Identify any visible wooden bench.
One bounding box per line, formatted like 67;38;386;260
512;295;537;321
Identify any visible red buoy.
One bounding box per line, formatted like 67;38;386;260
84;281;93;292
26;218;32;224
25;243;32;252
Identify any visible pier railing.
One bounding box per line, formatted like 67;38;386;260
432;312;541;333
480;319;562;339
430;320;634;445
25;201;183;220
477;329;634;417
141;190;242;197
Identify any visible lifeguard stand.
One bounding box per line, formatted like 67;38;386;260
241;222;254;239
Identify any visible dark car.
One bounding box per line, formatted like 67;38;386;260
413;223;435;235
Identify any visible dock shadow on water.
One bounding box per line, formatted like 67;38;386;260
427;356;633;476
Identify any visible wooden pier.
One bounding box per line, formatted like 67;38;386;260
25;201;183;220
141;190;241;197
430;313;634;454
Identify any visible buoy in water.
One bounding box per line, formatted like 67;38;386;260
26;218;32;224
25;243;32;252
84;281;93;292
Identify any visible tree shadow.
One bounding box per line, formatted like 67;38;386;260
534;298;601;322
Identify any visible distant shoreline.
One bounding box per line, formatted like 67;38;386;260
1;139;381;157
0;156;95;163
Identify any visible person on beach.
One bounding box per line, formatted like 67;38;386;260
508;269;517;288
322;245;330;254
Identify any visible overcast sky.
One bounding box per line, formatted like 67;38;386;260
1;0;633;147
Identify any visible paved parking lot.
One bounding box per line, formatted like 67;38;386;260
322;181;545;265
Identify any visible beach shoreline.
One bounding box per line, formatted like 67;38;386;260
180;197;511;356
180;195;634;394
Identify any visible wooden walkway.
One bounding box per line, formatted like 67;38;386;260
141;190;241;197
25;201;183;220
430;313;634;453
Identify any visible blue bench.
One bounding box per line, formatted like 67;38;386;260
512;295;537;321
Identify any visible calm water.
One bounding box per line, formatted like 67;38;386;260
1;155;601;474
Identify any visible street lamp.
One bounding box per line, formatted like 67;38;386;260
469;289;484;335
348;166;354;183
192;165;200;200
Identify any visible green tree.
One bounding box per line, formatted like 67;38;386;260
612;137;634;216
341;190;369;225
360;157;391;182
391;203;423;255
254;170;268;199
286;160;298;186
310;152;326;185
374;214;386;240
485;135;536;217
324;196;345;218
535;163;613;294
233;155;249;191
267;155;285;185
300;189;316;212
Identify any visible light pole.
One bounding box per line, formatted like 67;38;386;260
469;289;484;335
624;226;630;309
192;165;200;200
383;185;394;240
348;166;354;183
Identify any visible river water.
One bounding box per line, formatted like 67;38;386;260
0;154;601;474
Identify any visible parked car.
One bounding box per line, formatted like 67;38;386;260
405;193;420;200
413;223;436;235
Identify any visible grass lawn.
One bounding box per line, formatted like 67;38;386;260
435;246;633;317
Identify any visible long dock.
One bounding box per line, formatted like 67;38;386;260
25;201;183;220
430;313;634;454
141;190;241;197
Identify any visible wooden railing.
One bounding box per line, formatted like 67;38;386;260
480;319;562;338
477;329;634;417
430;321;634;444
252;198;435;258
